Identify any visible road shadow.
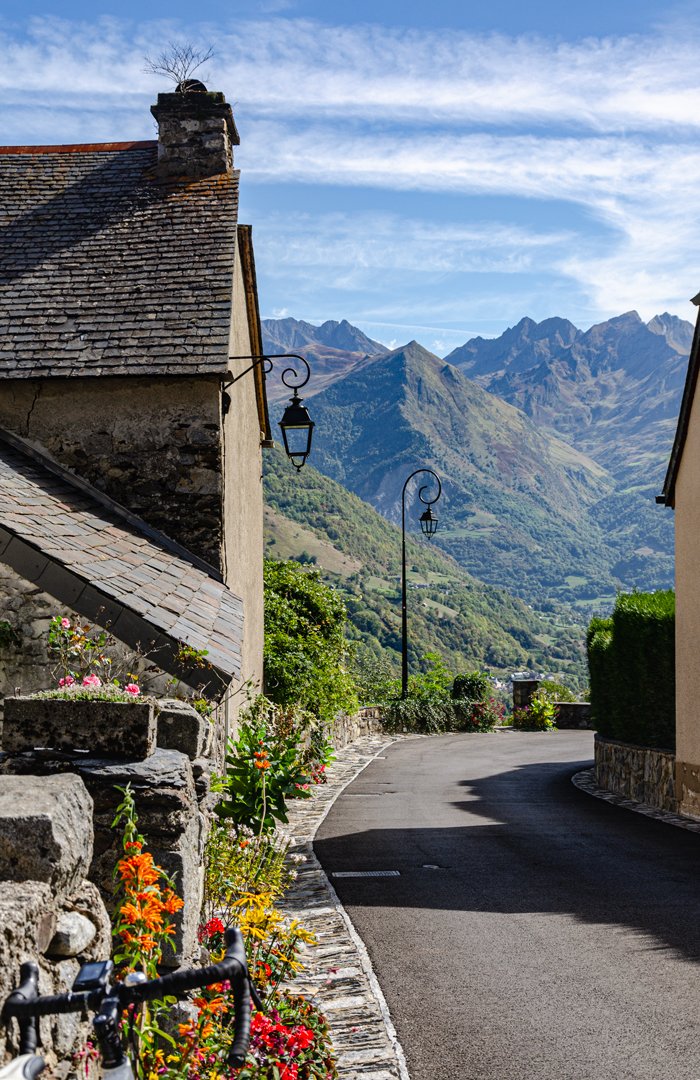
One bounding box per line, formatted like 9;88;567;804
315;750;700;965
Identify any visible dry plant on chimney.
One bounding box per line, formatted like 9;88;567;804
143;43;215;89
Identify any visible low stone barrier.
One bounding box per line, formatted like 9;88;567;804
594;734;676;812
554;702;593;729
328;707;384;749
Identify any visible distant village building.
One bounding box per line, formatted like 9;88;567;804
0;87;272;721
658;294;700;816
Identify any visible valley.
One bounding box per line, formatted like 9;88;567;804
261;311;686;685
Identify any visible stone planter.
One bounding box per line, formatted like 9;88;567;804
2;696;157;760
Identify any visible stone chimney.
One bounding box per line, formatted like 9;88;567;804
150;86;240;180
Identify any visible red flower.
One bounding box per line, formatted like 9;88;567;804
197;917;225;944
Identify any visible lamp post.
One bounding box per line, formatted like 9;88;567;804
401;468;442;698
226;352;315;470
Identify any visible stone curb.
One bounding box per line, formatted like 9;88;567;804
279;735;413;1080
572;767;700;833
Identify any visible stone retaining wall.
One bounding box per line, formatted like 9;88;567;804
0;695;219;1073
594;734;676;812
329;707;385;749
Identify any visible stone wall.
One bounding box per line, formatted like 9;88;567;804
554;702;593;729
0;773;111;1073
329;707;385;749
594;734;676;812
0;377;223;570
0;563;56;702
1;697;217;970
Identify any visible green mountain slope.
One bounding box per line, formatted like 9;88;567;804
263;447;588;685
300;340;629;605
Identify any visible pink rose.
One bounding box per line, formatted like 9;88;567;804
124;683;141;696
82;674;102;688
60;618;70;629
58;675;75;688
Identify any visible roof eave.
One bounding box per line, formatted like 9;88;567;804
0;526;234;696
657;295;700;507
237;225;273;444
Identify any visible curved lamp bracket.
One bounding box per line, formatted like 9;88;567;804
226;353;311;392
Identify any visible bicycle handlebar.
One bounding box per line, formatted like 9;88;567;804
3;928;253;1068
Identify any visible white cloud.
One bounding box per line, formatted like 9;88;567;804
2;15;700;328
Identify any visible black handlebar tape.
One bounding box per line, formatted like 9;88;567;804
3;961;41;1055
3;987;99;1019
227;965;251;1068
3;928;253;1066
120;930;248;1007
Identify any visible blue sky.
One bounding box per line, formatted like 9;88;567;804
2;0;700;353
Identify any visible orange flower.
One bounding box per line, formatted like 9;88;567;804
118;852;160;886
162;889;184;915
120;902;141;926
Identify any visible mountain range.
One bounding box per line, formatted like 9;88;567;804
261;318;388;404
444;310;690;489
261;310;688;667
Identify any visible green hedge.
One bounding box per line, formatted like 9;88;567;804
381;697;503;734
586;591;675;750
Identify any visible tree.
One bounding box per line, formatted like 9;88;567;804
263;559;358;723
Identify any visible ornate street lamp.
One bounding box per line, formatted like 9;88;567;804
401;468;442;698
226;353;314;470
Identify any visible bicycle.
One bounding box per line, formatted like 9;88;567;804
0;926;261;1079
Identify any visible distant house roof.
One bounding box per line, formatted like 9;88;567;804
657;297;700;507
0;138;272;439
0;427;243;695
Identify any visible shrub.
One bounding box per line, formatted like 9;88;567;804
586;593;675;750
451;671;491;702
215;698;313;833
382;695;503;734
539;679;577;703
512;690;556;731
264;559;358;724
586;617;615;735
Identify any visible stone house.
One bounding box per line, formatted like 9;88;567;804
0;87;272;715
658;293;700;817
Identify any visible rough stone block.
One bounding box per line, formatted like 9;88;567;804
65;880;111;964
157;698;211;760
155;810;207;967
2;697;156;759
47;911;97;958
0;774;93;897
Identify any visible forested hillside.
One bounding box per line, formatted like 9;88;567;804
264;448;588;686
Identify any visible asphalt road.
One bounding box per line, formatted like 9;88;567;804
314;731;700;1080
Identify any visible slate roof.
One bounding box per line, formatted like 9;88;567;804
0;427;242;694
657;296;700;507
0;141;238;378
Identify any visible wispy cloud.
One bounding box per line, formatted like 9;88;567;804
1;14;700;331
4;16;700;132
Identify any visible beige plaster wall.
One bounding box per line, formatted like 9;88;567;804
673;393;700;816
0;378;223;570
223;243;265;697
